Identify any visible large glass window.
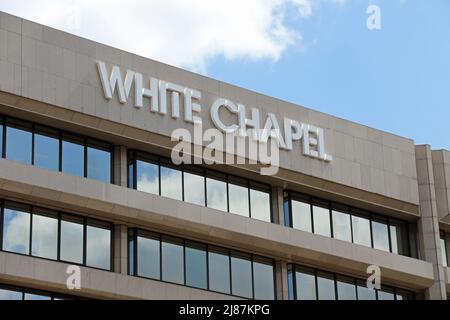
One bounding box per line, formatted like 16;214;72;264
440;232;448;267
208;248;230;294
206;177;227;211
136;159;159;195
161;237;184;284
390;221;408;256
332;210;352;242
87;146;111;183
336;276;356;300
352;215;371;247
317;272;336;300
253;258;275;300
0;287;22;300
183;171;205;206
291;200;312;232
60;215;84;264
312;205;331;237
2;206;30;254
231;253;252;298
6;125;32;164
31;211;58;259
372;220;390;252
185;242;207;289
250;189;271;222
24;293;51;300
62;139;84;178
228;183;249;217
160;166;182;201
295;267;316;300
86;221;111;270
34;130;59;171
357;281;377;300
137;233;160;280
377;287;395;300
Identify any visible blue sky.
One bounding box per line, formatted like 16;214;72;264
1;0;449;149
207;0;450;149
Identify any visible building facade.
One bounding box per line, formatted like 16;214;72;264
0;11;449;300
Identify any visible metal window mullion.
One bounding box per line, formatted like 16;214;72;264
29;207;33;256
369;215;374;249
110;223;114;272
226;176;230;213
329;203;334;239
58;132;62;172
2;119;6;158
247;181;251;219
310;200;314;234
250;256;255;300
203;169;207;207
57;212;61;261
83;139;88;178
183;239;186;286
206;244;210;291
387;218;393;253
228;249;232;295
83;217;87;266
181;164;185;202
159;234;162;280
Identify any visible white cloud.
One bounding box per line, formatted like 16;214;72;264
0;0;344;72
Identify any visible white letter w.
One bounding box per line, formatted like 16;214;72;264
97;60;134;103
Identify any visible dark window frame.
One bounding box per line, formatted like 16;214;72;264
0;114;114;184
288;263;415;300
284;191;415;257
127;150;273;222
0;199;114;272
128;226;276;300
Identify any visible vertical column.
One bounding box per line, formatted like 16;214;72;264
113;145;128;187
415;145;447;300
275;260;289;300
114;224;128;275
271;186;284;225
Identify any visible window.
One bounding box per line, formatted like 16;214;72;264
87;145;111;183
2;205;30;254
86;221;111;270
289;264;413;300
185;242;207;289
0;201;112;270
295;267;316;300
291;200;312;232
250;189;271;222
357;280;377;300
231;253;253;298
160;165;182;201
317;272;336;300
336;276;356;300
34;129;59;171
183;171;205;206
129;228;275;298
332;209;352;242
390;221;408;255
31;211;58;259
206;177;227;211
253;258;275;300
208;247;230;294
228;182;249;217
440;232;448;267
60;215;84;264
377;287;395;300
62;139;84;178
24;293;51;300
0;287;22;300
372;219;390;252
136;159;159;195
352;215;371;247
312;205;331;237
137;232;160;280
161;237;184;284
6;124;32;164
0;116;114;183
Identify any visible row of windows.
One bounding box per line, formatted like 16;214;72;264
128;151;272;222
128;228;275;299
284;192;417;257
441;231;448;268
0;283;78;300
287;264;415;300
0;200;113;271
0;116;113;183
